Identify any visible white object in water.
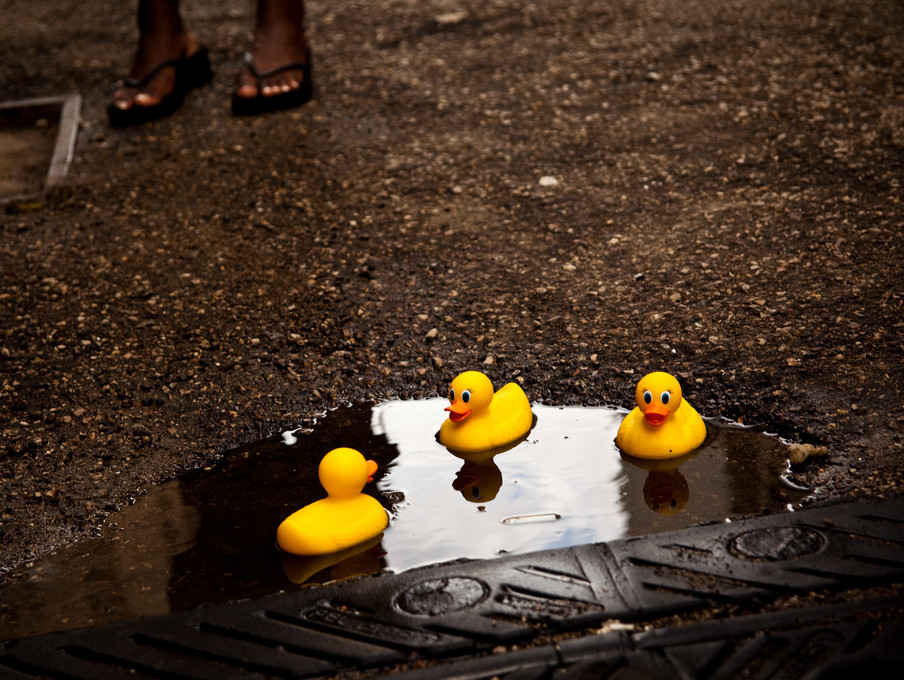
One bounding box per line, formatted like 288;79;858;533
501;513;562;525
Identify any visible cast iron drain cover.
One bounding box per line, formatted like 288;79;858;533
1;496;902;679
395;576;490;616
729;525;827;561
0;95;80;203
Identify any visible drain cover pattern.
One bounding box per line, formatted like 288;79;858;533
1;498;902;679
384;595;904;679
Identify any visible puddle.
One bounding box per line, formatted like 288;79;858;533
0;95;81;202
0;400;810;641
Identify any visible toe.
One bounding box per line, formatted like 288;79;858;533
112;86;137;111
134;92;162;107
235;82;258;99
235;66;259;98
262;71;303;97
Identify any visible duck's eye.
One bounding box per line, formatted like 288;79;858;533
643;390;653;404
462;390;471;403
669;498;678;509
449;388;455;402
661;391;671;405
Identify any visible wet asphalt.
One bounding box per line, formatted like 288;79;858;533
1;0;903;663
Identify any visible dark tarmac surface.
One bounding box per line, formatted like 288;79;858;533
1;0;903;661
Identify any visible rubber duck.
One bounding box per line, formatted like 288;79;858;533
438;370;534;454
276;447;389;556
615;372;706;459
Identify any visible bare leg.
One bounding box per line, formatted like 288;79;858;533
111;0;201;112
235;0;309;100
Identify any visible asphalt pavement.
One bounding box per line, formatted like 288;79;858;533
1;0;903;675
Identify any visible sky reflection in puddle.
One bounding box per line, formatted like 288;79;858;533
0;399;810;640
373;400;630;569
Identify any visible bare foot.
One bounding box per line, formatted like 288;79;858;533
111;0;201;113
235;0;309;100
111;34;202;112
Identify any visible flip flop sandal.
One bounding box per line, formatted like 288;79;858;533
107;47;213;127
231;51;312;116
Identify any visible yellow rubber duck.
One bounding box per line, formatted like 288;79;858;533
438;370;534;454
616;372;706;459
276;447;389;556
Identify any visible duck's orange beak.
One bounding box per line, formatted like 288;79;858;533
366;459;378;483
445;402;471;423
643;404;669;427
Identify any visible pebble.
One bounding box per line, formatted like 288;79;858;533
435;11;467;25
788;443;829;465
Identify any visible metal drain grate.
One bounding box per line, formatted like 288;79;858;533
0;95;81;203
385;595;904;679
2;496;902;679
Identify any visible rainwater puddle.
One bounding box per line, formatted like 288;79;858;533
0;400;810;641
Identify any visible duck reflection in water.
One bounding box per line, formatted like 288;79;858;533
453;457;504;503
280;534;386;585
620;450;699;515
444;435;527;505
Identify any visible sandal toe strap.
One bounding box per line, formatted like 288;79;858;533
242;51;310;86
113;57;184;91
